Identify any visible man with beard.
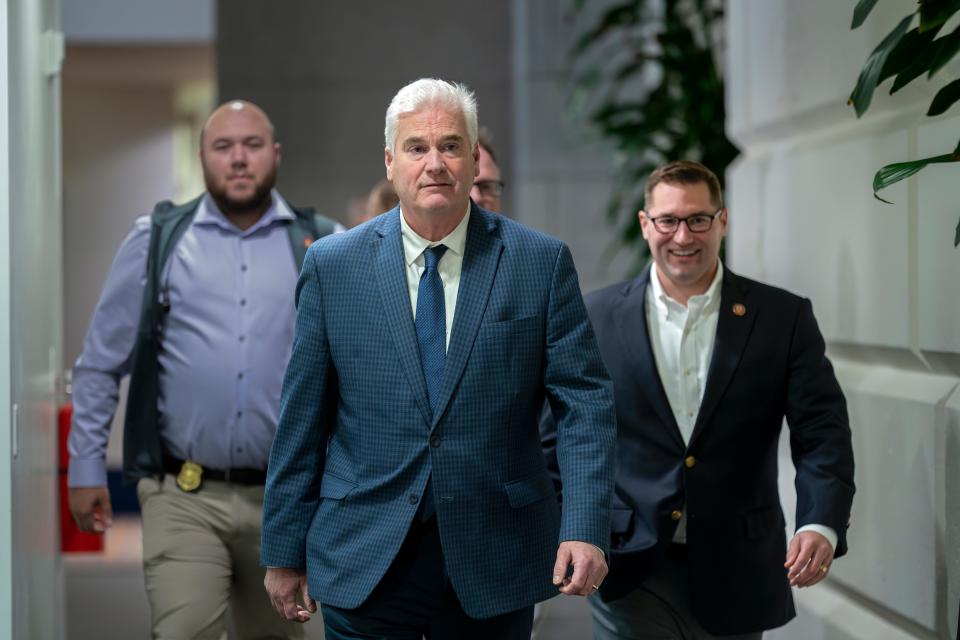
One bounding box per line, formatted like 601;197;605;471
67;100;339;639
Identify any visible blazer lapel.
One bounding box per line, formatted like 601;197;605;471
617;267;684;450
373;208;433;426
688;267;757;447
430;206;503;429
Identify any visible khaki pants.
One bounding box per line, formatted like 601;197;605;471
137;475;307;640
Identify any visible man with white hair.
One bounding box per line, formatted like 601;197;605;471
261;78;616;639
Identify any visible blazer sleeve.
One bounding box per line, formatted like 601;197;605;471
261;243;338;569
785;298;856;557
542;244;617;555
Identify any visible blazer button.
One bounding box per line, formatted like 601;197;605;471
408;494;419;505
684;455;696;469
671;510;683;521
430;434;441;448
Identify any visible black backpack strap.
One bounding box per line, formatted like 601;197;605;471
122;195;202;483
288;204;339;270
146;196;202;313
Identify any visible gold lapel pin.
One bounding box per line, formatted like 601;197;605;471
732;303;746;317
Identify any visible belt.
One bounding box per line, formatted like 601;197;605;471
162;454;267;488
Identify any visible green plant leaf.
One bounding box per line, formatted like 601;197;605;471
852;0;881;29
928;24;960;76
919;0;960;33
872;152;960;200
881;27;940;83
890;24;943;93
850;15;914;116
927;77;960;114
573;2;642;54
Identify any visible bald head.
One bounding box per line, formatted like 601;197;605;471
200;99;281;221
201;100;276;148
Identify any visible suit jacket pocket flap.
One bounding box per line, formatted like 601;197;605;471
319;473;357;500
504;473;555;508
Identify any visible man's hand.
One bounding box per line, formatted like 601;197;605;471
264;567;316;623
68;486;113;533
784;530;834;588
553;541;607;596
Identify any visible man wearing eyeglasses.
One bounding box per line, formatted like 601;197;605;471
542;160;855;638
470;129;505;212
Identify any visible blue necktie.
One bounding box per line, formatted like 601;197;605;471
415;244;447;521
416;244;448;413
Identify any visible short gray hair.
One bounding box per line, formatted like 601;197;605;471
384;78;478;154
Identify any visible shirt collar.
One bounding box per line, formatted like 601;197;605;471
196;189;294;234
649;260;724;319
399;204;471;267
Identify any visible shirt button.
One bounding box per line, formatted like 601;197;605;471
236;447;243;453
238;372;244;380
240;298;247;306
239;335;246;342
408;494;419;505
687;410;694;418
671;510;683;521
685;455;696;469
430;435;441;448
684;369;690;376
241;264;248;272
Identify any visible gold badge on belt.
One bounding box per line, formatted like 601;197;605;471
176;461;203;492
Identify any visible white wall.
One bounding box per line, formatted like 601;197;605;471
511;0;634;293
1;0;64;638
0;1;12;636
727;3;960;638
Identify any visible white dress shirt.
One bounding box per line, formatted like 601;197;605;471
645;262;836;550
400;206;470;350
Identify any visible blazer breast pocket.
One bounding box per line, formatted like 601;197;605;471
476;314;541;364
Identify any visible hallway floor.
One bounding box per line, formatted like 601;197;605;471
65;516;594;639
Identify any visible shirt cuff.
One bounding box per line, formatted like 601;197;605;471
67;457;109;488
795;524;837;552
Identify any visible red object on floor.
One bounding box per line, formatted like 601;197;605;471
59;403;104;552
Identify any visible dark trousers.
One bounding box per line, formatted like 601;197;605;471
590;545;762;640
321;517;534;640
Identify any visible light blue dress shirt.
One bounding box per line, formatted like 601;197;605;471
68;191;303;487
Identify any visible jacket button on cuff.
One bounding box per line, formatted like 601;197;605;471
684;455;696;469
671;510;683;521
408;494;419;505
430;435;441;447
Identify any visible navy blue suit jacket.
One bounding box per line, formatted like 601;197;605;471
543;265;855;634
262;205;616;619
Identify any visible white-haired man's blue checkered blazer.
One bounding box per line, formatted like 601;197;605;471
261;203;616;619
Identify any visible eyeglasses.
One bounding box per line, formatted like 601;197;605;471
643;209;723;234
472;180;505;197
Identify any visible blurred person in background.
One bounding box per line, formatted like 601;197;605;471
67;100;339;639
470;127;504;212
